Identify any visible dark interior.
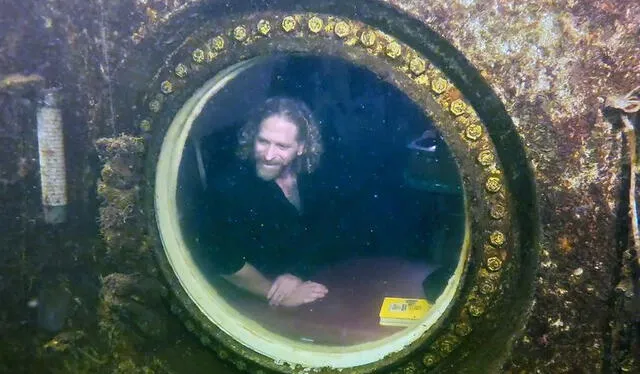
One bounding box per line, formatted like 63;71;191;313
175;54;465;344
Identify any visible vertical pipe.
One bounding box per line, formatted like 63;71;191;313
36;88;67;224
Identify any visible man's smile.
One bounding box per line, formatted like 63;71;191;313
259;162;281;168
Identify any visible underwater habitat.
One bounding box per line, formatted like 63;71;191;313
0;0;638;373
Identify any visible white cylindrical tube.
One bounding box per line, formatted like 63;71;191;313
36;88;67;224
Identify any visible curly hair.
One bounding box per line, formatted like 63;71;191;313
237;97;323;174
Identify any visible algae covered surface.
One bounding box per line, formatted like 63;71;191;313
0;0;638;372
381;0;639;371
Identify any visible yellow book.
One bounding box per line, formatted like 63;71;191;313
379;297;431;327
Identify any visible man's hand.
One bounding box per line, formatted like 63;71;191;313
267;274;303;306
278;281;328;307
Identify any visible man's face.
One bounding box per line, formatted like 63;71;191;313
253;115;305;181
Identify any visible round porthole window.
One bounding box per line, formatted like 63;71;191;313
157;52;467;367
111;3;537;373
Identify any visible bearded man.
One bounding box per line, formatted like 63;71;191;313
205;97;331;307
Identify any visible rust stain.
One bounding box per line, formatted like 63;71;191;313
558;236;573;255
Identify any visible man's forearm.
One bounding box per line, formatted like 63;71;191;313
222;262;272;299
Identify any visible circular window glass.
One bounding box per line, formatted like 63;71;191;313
156;54;468;367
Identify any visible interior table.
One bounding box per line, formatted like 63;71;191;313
214;256;435;346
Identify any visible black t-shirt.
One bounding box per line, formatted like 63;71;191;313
202;161;338;278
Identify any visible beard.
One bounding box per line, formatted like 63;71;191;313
255;161;284;181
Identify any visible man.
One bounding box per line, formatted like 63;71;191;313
205;97;330;307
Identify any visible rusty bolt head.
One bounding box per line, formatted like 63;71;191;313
478;150;495;166
422;353;438;367
257;20;271;35
439;339;455;354
450;99;466;116
149;99;161;113
468;302;485;317
490;203;507;219
454;322;472;336
431;77;448;94
479;281;496;295
192;48;205;63
410;58;426;75
490;231;506;247
308;16;323;33
334;21;350;38
174;63;188;78
139;119;151;132
233;26;247;41
485;176;502;193
211;36;225;51
160;80;173;94
465;124;483;140
282;16;297;32
487;256;503;272
386;41;402;59
360;30;376;47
